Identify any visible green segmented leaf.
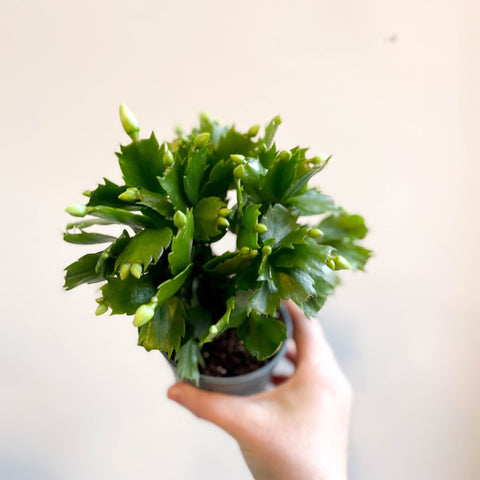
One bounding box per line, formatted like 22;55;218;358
249;277;282;317
204;251;252;275
272;267;316;305
154;264;193;306
238;311;286;360
95;230;131;277
158;159;188;212
87;206;154;230
64;252;104;290
101;275;157;315
87;178;127;208
260;204;298;248
168;209;194;275
138;297;186;356
285;189;338;216
136;188;174;217
200;158;235;198
63;232;117;245
184;145;208;205
193;196;226;241
262;155;297;202
215;127;253;159
319;211;368;241
200;296;235;343
175;338;204;385
116;133;165;192
237;204;261;249
282;165;324;200
115;227;173;272
263;115;281;149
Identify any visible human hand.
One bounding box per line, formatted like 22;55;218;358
167;300;352;480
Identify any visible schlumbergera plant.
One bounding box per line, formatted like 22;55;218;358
63;105;371;383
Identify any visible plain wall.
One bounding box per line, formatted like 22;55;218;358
1;1;479;479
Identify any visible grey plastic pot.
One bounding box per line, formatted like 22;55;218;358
165;304;293;396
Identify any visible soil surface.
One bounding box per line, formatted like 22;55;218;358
199;329;268;377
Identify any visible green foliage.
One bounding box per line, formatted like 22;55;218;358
63;109;371;382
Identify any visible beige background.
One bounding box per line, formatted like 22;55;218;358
1;0;479;479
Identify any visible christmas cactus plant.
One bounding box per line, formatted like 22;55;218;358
63;106;371;384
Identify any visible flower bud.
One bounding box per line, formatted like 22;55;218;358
247;124;260;137
230;154;245;164
173;210;188;229
278;150;292;161
164;150;174;166
82;190;92;197
254;223;268;234
240;247;250;255
194;132;210;148
130;263;143;279
133;304;156;327
327;258;336;270
217;217;230;228
118;188;139;202
119;104;140;142
209;325;219;335
334;255;351;270
310;156;321;164
249;249;259;258
233;164;245;179
119;263;131;280
219;207;232;217
307;227;324;238
272;115;282;125
262;246;272;256
95;303;108;316
95;297;105;304
65;204;87;217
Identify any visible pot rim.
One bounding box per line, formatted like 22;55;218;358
166;303;293;384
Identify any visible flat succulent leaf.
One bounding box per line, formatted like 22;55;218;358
87;206;154;230
276;226;309;250
115;227;173;272
101;275;156;315
332;244;372;271
200;158;235;198
175;338;204;385
136;188;174;218
64;252;104;290
272;267;316;305
63;232;117;245
285;189;338;216
237;204;261;249
95;230;130;277
199;296;235;343
282;165;323;200
319;212;368;241
193;196;226;241
258;144;277;169
238;312;286;360
168;209;194;275
87;178;127;208
198;116;228;147
263;116;281;149
138;297;186;356
184;145;208;205
204;251;253;275
215;127;253;159
249;279;282;316
242;158;266;200
263;155;298;202
116;133;165;192
66;218;114;230
260;204;298;248
158;159;188;212
154;264;193;306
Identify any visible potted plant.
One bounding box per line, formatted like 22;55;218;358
63;105;371;394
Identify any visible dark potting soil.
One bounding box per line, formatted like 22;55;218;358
199;329;268;377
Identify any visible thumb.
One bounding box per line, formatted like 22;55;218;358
168;382;250;435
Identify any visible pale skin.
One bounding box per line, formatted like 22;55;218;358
167;300;352;480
